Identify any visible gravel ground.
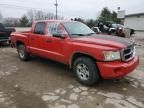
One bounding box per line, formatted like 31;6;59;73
0;32;144;108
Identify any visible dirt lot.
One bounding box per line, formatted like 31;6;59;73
0;32;144;108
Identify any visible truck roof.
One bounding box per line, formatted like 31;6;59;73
33;20;78;23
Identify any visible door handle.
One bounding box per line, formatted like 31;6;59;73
45;40;52;43
31;38;35;40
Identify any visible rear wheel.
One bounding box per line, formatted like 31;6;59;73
17;44;29;61
73;57;100;86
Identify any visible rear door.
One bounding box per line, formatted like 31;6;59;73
29;22;47;56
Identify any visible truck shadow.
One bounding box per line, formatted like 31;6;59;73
27;55;74;81
28;56;135;88
29;55;70;71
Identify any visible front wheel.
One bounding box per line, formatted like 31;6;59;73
17;44;29;61
73;57;100;86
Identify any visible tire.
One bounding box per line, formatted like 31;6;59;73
73;57;100;86
17;44;29;61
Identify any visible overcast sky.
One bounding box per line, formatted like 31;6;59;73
0;0;144;19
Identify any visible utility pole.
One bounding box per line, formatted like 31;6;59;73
54;0;58;20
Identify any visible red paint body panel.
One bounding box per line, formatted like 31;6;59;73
10;20;139;79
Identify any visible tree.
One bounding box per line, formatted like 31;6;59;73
35;11;45;20
86;19;96;28
111;11;121;23
98;7;112;21
98;7;122;24
27;10;34;25
45;12;55;20
3;18;19;27
27;9;63;22
19;15;29;27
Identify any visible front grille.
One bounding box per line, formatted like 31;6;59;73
121;45;135;62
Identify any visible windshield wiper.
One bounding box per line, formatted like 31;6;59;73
70;34;86;36
70;33;96;36
87;33;96;36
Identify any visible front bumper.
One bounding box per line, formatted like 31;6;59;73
97;56;139;79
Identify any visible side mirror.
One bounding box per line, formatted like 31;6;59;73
52;33;66;39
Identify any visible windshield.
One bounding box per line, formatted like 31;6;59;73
63;22;95;37
112;24;124;28
117;24;124;28
111;24;118;28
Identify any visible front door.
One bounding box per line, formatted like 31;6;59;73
44;22;68;63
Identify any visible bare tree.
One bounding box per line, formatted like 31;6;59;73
27;10;64;21
35;10;45;20
27;10;34;24
3;17;19;27
45;13;55;20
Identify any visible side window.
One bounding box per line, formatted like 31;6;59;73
34;22;46;35
48;23;63;36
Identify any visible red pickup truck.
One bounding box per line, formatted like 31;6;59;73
11;20;139;85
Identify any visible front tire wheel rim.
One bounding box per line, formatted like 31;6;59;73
76;64;90;81
18;46;25;58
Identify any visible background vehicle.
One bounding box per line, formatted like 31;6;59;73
0;23;15;44
97;21;135;37
10;20;139;86
91;27;101;34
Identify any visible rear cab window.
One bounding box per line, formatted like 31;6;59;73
34;22;46;35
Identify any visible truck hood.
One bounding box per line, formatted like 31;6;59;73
71;34;134;49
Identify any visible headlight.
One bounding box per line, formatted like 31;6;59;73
103;51;121;61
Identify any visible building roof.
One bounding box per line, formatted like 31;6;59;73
125;13;144;17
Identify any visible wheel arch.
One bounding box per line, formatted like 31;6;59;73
69;52;97;69
16;40;30;53
16;40;25;47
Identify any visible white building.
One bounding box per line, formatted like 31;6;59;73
124;13;144;31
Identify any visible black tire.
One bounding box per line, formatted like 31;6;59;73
73;57;100;86
17;44;29;61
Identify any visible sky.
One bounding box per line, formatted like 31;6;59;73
0;0;144;19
